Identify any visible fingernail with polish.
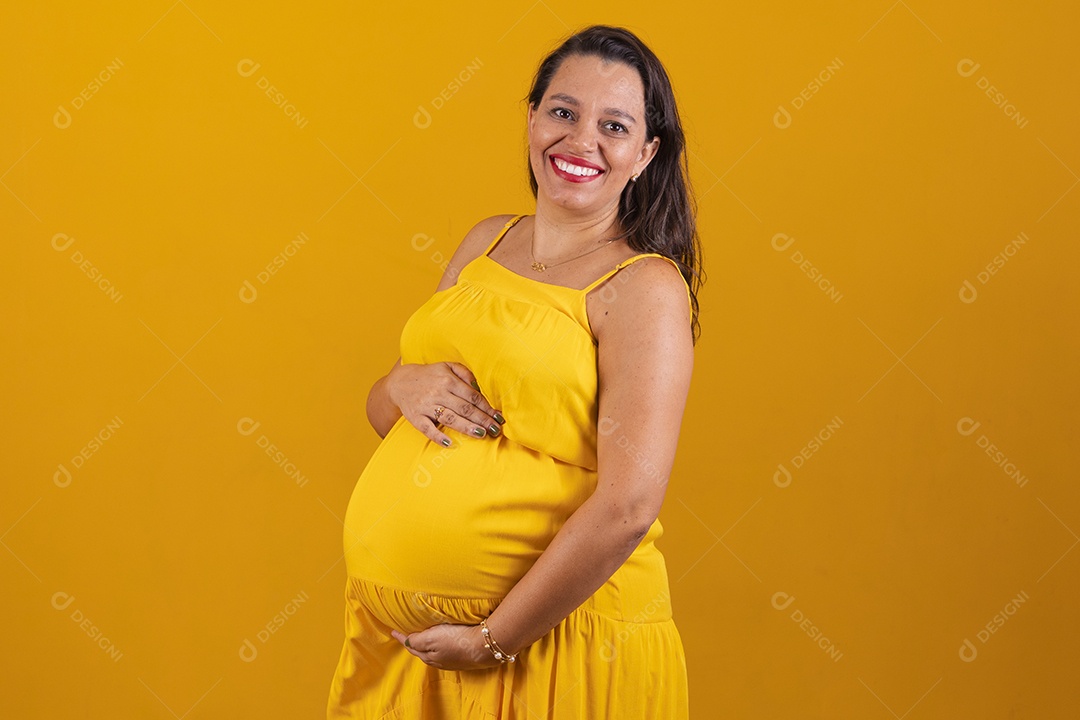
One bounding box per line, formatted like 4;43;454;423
493;412;505;425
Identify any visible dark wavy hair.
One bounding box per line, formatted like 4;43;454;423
525;24;704;343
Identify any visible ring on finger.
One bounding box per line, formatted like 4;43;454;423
434;406;445;423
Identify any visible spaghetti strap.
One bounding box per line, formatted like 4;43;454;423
482;214;528;257
582;252;694;315
581;253;678;293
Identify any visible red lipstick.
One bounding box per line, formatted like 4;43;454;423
549;154;605;183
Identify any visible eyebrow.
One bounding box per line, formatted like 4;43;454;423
547;93;637;124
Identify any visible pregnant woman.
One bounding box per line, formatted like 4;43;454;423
326;24;703;719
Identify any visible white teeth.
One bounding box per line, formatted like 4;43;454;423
553;157;600;177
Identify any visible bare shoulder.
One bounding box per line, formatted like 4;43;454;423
435;214;520;293
460;214;518;255
591;255;692;345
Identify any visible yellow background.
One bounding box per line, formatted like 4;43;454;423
2;1;1077;717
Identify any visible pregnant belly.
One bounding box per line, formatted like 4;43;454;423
343;417;596;599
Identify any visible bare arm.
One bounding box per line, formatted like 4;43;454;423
394;257;694;667
365;359;404;438
364;215;517;440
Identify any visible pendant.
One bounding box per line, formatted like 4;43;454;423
531;261;546;272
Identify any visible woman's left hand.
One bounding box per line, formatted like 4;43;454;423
391;624;502;671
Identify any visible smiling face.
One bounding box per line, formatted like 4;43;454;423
528;53;660;215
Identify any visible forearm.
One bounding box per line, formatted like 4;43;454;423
484;492;653;655
366;373;402;438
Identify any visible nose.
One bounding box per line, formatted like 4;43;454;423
565;120;599;153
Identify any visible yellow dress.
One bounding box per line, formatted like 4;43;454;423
326;214;691;719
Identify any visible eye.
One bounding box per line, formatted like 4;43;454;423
605;121;628;134
551;107;573;120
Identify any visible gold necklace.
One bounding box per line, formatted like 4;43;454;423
529;231;617;272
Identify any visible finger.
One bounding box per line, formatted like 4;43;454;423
452;398;504;439
441;363;504;437
443;361;478;390
443;363;500;420
433;406;489;441
392;630;427;660
405;411;455;448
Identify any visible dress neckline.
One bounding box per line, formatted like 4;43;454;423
480;255;586;293
481;214;664;295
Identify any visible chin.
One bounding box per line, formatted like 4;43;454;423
538;180;609;211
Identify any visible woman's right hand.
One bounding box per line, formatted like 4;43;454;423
386;361;504;447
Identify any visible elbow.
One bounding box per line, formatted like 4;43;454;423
609;502;660;546
621;521;651;550
594;476;669;546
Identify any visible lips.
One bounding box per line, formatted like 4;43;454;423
549;154;605;183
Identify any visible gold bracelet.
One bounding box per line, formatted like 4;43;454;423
479;619;517;664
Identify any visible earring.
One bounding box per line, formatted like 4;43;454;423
631;173;639;182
